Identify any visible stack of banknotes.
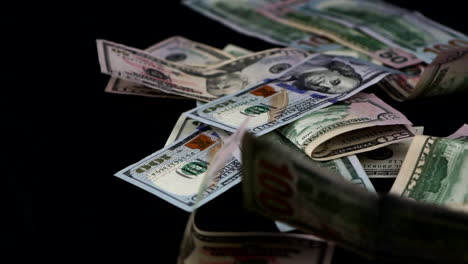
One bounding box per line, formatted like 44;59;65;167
97;1;468;263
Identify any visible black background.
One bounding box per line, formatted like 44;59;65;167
6;1;468;262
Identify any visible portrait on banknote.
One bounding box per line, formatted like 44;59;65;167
290;60;363;94
206;71;248;96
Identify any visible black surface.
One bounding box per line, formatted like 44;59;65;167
7;0;468;262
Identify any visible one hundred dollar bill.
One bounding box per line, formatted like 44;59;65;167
178;214;334;264
277;93;414;161
241;132;468;263
391;136;468;210
448;124;468;141
165;114;204;147
97;39;309;101
187;53;398;135
183;0;343;52
114;126;240;211
257;0;422;68
271;0;468;63
357;126;424;178
105;36;234;98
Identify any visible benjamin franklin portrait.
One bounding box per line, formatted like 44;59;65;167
206;72;248;97
292;61;363;94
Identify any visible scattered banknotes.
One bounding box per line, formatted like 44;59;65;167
391;135;468;210
278;92;414;161
409;48;468;99
183;0;343;52
382;47;468;101
98;39;309;101
257;0;421;68
266;0;468;63
358;127;424;178
377;63;425;101
115;126;240;211
187;53;398;135
105;36;234;98
448;124;468;141
242;132;468;263
178;214;334;264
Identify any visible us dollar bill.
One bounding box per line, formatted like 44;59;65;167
391;136;468;210
357;127;424;178
257;0;421;68
105;36;234;98
278;93;414;161
409;48;468;99
187;53;397;135
261;131;375;191
270;0;468;63
377;63;425;101
97;39;309;101
114;126;241;211
165;114;204;147
183;0;343;52
178;214;334;264
242;132;468;263
448;124;468;141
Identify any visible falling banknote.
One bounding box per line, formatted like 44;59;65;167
183;0;343;52
105;36;235;99
242;132;468;263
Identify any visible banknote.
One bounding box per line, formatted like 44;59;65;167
257;0;422;68
278;93;414;161
271;0;468;63
114;126;240;211
178;214;334;264
183;0;343;52
324;48;381;65
409;48;468;99
98;39;309;101
261;131;375;191
145;36;234;65
448;124;468;141
358;127;424;178
391;136;468;210
165;114;203;147
222;44;253;57
187;53;398;135
242;132;468;263
105;36;234;98
377;63;425;101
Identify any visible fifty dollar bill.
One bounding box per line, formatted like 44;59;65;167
97;39;309;101
105;36;234;99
